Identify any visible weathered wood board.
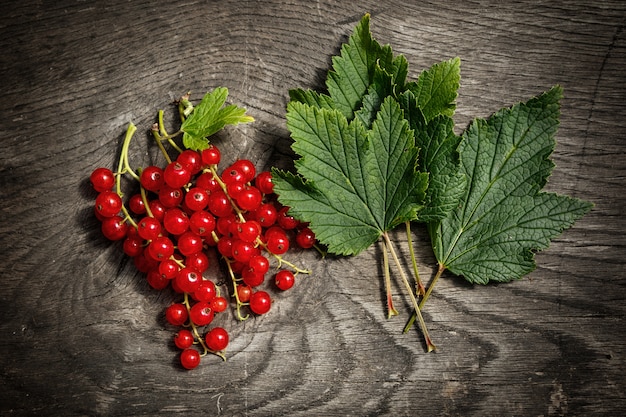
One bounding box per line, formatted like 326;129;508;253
1;1;625;415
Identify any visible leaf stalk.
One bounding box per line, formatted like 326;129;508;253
383;232;436;352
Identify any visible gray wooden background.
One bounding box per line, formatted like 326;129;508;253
1;1;625;416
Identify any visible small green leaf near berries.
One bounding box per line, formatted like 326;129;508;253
180;87;254;151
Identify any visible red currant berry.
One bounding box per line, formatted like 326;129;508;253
189;301;214;326
242;268;265;287
249;254;270;274
192;279;216;302
158;258;179;280
95;191;123;218
134;251;158;273
208;190;233;217
177;231;203;256
216;236;234;258
180;348;201;370
146;268;170;290
101;216;128;240
123;236;144;257
222;166;245;185
164;161;191;189
163;208;190;235
185;251;210;273
232;239;256;263
275;269;295;291
205;327;229;351
235;220;261;243
175;267;203;293
216;214;237;237
195;171;221;193
147;236;175;261
249;290;272;315
90;167;115;192
176;150;202;175
140;165;164;192
277;206;299;230
296;227;316;249
148;199;166;221
265;230;290;255
210;296;228;313
201;144;221;166
137;216;162;240
184;187;209;212
254;171;274;195
189;210;216;237
236;186;262;211
174;329;194;350
165;303;188;326
230;260;245;274
226;181;245;199
158;185;184;208
128;193;146;215
251;203;278;228
236;284;252;303
231;159;256;183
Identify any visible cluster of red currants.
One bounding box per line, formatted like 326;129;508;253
89;143;315;370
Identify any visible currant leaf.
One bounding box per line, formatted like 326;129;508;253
429;86;593;284
272;96;428;256
325;13;394;120
289;13;400;122
181;88;254;151
399;91;466;222
405;57;461;121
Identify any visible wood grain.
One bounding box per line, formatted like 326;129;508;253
1;0;625;415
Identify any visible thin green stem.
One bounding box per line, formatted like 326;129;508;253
405;221;425;296
383;232;436;352
140;185;154;218
119;123;140;181
116;123;139;191
224;258;249;321
208;166;247;223
151;130;173;164
183;292;226;361
382;239;398;318
157;109;168;137
403;262;446;333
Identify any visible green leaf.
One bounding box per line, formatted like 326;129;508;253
324;13;394;120
405;57;461;121
429;86;592;284
272;96;428;256
399;90;466;222
353;61;396;128
180;88;254;151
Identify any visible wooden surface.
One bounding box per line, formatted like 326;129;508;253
1;1;625;416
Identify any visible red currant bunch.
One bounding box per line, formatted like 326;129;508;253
89;110;318;370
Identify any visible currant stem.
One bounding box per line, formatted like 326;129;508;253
403;262;446;333
119;123;140;182
182;292;226;361
208;166;247;223
405;221;425;296
140;185;154;218
112;123;139;229
382;240;399;318
116;123;140;190
257;239;312;274
151;130;173;164
224;258;250;321
383;231;436;352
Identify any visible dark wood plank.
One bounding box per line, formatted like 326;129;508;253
1;0;625;415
